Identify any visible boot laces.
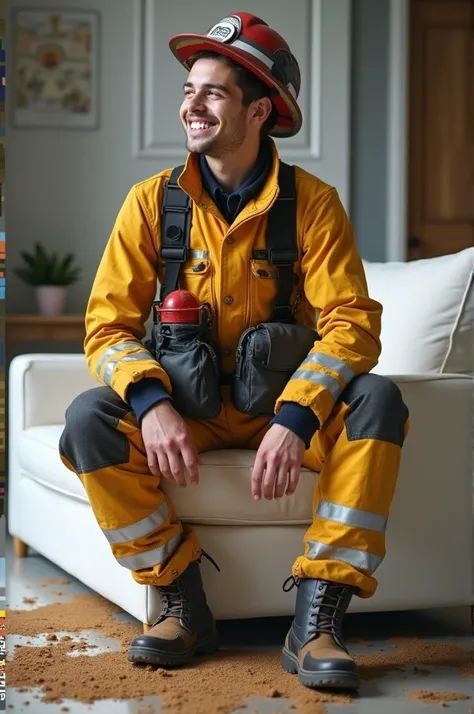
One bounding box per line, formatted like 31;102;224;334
282;576;346;640
308;588;341;638
153;550;219;625
156;582;187;621
200;548;220;572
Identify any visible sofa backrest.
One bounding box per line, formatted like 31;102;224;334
363;247;474;376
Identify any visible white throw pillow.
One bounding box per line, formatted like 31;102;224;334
363;247;474;375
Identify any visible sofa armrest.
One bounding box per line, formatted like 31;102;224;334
9;353;97;431
381;373;474;607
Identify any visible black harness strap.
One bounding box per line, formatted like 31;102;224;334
266;161;298;322
159;165;191;301
159;161;298;320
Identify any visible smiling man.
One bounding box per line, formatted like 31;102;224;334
59;12;409;692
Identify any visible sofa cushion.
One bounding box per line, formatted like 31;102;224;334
363;247;474;375
18;426;316;526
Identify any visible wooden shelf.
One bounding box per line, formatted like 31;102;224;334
6;314;86;341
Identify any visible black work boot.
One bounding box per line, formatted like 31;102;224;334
281;577;360;690
127;559;218;667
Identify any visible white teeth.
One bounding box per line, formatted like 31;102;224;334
189;121;213;130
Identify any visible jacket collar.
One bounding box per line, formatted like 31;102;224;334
199;139;271;210
178;138;281;222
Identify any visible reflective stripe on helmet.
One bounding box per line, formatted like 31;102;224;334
231;38;274;70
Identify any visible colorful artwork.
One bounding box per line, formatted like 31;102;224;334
11;9;99;129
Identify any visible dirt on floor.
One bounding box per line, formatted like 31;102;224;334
7;593;472;714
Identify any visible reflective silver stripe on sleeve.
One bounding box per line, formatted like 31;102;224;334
102;501;170;544
306;539;383;573
115;532;182;570
103;350;154;386
316;501;387;533
301;353;355;384
290;369;342;400
96;342;144;378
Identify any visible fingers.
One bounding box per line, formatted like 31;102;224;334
286;464;300;496
252;442;302;501
263;462;290;500
251;453;265;501
253;450;285;501
156;450;172;481
158;436;201;488
274;464;289;499
181;442;201;486
147;447;161;477
262;456;278;500
141;404;201;488
167;447;187;488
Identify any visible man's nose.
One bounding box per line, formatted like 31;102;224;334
186;92;206;113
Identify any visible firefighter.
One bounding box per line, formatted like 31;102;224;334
59;11;409;691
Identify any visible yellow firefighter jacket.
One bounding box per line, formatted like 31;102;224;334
85;139;382;428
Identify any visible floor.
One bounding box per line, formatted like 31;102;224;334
6;537;473;714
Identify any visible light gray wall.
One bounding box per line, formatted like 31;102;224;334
6;0;390;321
6;0;151;317
350;0;390;263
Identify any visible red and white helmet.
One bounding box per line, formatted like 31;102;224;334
169;12;302;138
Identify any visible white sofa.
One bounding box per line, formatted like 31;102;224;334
8;248;474;628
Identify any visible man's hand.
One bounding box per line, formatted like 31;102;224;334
141;401;203;487
252;424;305;501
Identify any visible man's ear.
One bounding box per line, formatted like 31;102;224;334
251;96;273;127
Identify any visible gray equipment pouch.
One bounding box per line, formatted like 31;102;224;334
151;317;222;420
232;322;319;416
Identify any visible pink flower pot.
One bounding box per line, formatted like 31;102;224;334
35;286;68;316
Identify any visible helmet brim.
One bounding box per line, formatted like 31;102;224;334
169;33;302;138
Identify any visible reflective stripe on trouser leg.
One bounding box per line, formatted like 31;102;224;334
295;373;409;598
58;385;201;586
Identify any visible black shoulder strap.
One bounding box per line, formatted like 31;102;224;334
159;165;191;301
266;162;298;322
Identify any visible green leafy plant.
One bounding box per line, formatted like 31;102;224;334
14;242;81;286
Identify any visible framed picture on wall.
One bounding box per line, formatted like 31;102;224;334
10;8;100;129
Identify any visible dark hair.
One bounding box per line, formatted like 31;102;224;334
186;50;278;137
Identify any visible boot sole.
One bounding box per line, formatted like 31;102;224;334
281;647;360;690
127;631;219;667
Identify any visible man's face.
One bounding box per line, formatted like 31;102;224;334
179;57;251;157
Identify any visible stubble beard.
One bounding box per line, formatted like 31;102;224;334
185;117;248;157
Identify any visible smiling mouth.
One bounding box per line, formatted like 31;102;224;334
187;119;217;133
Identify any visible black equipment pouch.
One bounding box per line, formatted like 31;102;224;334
232;322;319;416
151;307;222;420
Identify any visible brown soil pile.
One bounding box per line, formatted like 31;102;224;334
358;637;471;681
410;689;470;706
8;640;341;714
9;593;133;644
7;594;471;714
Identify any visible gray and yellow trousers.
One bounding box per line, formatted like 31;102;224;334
59;374;409;598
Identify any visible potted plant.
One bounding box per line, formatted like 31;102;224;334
13;242;81;316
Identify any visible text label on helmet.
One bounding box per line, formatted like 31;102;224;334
207;15;242;44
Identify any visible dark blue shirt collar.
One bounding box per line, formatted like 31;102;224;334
199;140;272;224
